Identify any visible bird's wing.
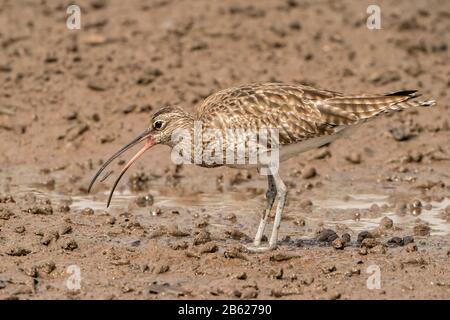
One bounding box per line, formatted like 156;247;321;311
195;83;434;146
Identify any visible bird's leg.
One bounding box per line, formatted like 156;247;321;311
246;172;286;253
253;174;276;246
267;172;287;250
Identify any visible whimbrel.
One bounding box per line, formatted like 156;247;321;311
88;82;435;251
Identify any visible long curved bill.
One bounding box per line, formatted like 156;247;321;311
87;128;155;207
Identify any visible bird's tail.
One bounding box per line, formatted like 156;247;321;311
323;90;436;122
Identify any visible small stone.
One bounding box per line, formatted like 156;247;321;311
199;243;218;254
81;207;94;215
28;206;53;215
413;223;430;236
361;238;379;248
387;237;404;247
405;243;418;252
61;238;78;251
135;194;154;207
379;217;394;229
241;288;258;299
193;230;211;245
299;199;313;208
225;229;249;240
345;152;361;164
332;238;345;250
0;208;14;220
321;265;336;274
14;226;26;234
167;225;190;237
236;272;247;280
359;247;368;255
6;247;31;256
317;229;338;243
341;233;351;244
301;167;317;179
370;245;386;254
59;224;72;235
155;264;170;274
169;241;188;250
269;253;296;262
87;79;107;91
403;236;414;245
357;231;374;243
107;216;116;225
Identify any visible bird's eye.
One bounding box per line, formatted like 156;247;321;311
153;120;164;130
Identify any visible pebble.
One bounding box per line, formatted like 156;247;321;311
28;206;53;215
14;226;26;234
269;253;296;262
241;288;258;299
332;238;345;250
107;216;116;225
87;79;108;91
359;247;368;255
169;241;188;251
155;264;170;274
236;272;247;280
379;217;393;229
357;231;374;243
389;126;414;141
387;237;404;247
225;229;249;240
361;238;379;248
321;265;336;274
341;233;351;244
167;225;190;237
405;243;418;252
6;247;31;256
199;243;218;254
403;236;414;245
81;207;94;215
193;230;211;245
301;167;317;179
370;245;386;254
345;152;362;164
317;229;338;243
135;194;154;207
413;223;430;236
61;238;78;251
59;224;72;235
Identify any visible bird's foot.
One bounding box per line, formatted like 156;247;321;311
245;243;277;253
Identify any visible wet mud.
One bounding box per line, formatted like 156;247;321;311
0;0;449;299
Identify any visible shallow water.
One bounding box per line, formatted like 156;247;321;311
13;186;450;238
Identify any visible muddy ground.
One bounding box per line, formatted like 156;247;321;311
0;0;449;300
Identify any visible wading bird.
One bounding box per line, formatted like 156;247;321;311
88;82;435;251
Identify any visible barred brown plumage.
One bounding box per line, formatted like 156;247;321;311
89;82;436;252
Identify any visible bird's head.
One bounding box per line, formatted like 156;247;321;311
88;106;193;207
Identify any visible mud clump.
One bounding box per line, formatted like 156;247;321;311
301;167;317;179
357;231;374;243
379;217;394;230
193;230;211;245
317;229;338;243
345;152;362;164
332;238;345;250
27;205;53;215
413;223;431;236
6;247;31;256
135;194;154;207
60;238;78;251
